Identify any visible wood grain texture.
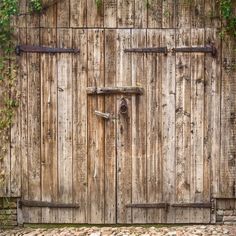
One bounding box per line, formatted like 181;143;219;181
70;0;87;27
57;28;73;223
87;29;105;224
87;0;104;27
117;0;134;28
72;29;88;223
131;29;147;223
161;29;176;223
175;28;191;223
57;0;70;27
40;28;58;223
27;28;41;223
146;29;164;223
40;0;57;28
116;29;132;224
147;0;162;28
221;34;236;198
104;29;117;223
104;0;117;28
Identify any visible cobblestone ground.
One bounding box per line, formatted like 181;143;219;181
1;225;236;236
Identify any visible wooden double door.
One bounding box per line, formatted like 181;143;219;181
22;28;220;224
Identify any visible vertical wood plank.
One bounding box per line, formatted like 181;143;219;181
104;29;117;224
104;0;117;28
87;29;105;224
18;0;27;28
162;29;175;223
19;28;28;222
87;0;104;27
40;0;57;28
117;0;134;28
134;0;147;28
191;0;204;28
72;29;88;223
57;0;70;27
57;28;73;223
175;28;191;223
146;29;164;223
70;0;87;27
221;34;236;198
27;28;41;223
26;1;40;28
40;28;58;223
116;29;132;224
162;0;175;28
147;0;162;28
10;28;21;197
131;29;147;223
176;0;191;28
205;0;221;28
204;28;221;222
190;29;209;223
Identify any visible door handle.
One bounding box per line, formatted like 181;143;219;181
95;110;111;120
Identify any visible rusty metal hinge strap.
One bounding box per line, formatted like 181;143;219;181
19;200;79;209
16;45;80;55
124;47;168;54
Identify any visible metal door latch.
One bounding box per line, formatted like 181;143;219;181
95;111;112;120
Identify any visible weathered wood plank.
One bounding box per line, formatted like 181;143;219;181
26;1;40;27
205;0;221;28
87;29;105;224
221;34;236;198
146;29;164;223
70;0;87;27
104;0;117;28
131;29;147;223
104;29;117;224
57;0;70;27
134;0;147;28
147;0;162;28
72;29;88;223
10;28;21;197
40;28;58;223
191;0;204;28
204;28;221;223
117;0;134;28
116;29;132;224
57;28;73;223
190;29;209;223
27;28;41;223
19;28;29;223
162;29;175;223
175;28;191;223
176;0;191;28
87;0;104;27
40;0;57;28
162;0;175;28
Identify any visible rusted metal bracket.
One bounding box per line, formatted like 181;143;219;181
15;45;80;55
19;200;79;209
87;86;144;95
126;203;169;210
126;202;212;211
171;203;212;208
124;47;168;55
173;45;217;57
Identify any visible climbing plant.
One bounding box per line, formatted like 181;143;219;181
220;0;236;38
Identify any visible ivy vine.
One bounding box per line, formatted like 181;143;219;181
220;0;236;38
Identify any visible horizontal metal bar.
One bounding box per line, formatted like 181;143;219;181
87;86;144;95
174;45;217;57
16;45;80;55
126;203;168;209
19;200;79;209
171;203;212;208
124;47;168;54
